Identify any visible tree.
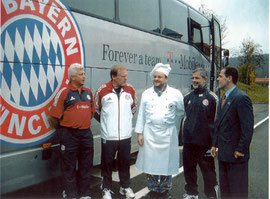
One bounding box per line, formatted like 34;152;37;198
237;37;265;86
198;4;228;46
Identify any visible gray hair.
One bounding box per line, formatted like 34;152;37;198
193;68;208;79
68;63;84;80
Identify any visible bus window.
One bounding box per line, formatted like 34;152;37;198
65;0;115;20
189;8;211;58
189;19;202;50
119;0;160;32
161;0;188;42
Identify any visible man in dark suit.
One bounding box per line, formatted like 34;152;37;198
211;67;254;198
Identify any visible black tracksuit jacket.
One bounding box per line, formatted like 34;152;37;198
183;87;218;147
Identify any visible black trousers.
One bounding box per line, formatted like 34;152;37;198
219;160;248;199
101;138;131;190
59;127;93;198
183;144;218;198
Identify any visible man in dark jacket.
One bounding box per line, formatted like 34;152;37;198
211;67;254;198
182;68;219;199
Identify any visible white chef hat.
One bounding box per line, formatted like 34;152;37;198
150;63;171;78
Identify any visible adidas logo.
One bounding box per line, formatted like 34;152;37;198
70;96;75;101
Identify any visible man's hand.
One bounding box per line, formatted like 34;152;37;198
211;146;217;158
137;133;144;147
48;115;59;129
234;151;245;159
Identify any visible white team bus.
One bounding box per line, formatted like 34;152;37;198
0;0;225;194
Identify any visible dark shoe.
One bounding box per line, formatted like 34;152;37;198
62;190;77;199
160;191;172;199
141;191;160;198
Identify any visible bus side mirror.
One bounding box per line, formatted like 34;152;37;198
223;57;229;67
223;49;229;67
224;49;229;57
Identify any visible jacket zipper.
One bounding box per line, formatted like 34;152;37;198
118;93;121;141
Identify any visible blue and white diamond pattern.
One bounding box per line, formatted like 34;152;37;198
1;17;65;110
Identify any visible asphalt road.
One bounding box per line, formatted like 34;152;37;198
2;104;269;199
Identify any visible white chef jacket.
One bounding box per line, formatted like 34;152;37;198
135;85;184;175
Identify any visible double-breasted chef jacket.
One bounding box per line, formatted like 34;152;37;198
135;85;184;175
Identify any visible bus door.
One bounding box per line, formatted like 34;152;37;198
210;16;222;92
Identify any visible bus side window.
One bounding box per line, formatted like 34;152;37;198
118;0;160;32
161;0;188;42
65;0;115;20
189;8;211;59
189;19;203;51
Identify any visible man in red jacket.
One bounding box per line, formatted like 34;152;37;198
49;63;95;199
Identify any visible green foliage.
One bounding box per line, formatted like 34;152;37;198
238;38;265;85
238;64;249;83
249;71;256;90
237;82;269;103
219;82;268;103
238;64;256;85
238;38;264;67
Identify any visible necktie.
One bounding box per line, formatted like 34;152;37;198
221;94;226;109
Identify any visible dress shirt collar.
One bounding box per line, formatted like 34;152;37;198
225;86;236;98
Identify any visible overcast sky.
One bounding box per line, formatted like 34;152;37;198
182;0;269;55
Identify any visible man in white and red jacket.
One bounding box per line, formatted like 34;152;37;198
94;64;137;199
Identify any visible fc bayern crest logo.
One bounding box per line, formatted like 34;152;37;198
0;0;85;146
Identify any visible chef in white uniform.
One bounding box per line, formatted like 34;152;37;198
135;63;184;197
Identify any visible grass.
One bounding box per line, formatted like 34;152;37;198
219;82;269;103
237;82;269;103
